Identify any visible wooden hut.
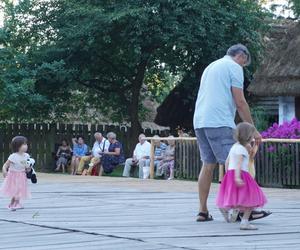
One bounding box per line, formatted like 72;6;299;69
248;21;300;124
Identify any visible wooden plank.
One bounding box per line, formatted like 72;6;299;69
1;174;300;249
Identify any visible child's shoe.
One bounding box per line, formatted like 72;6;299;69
240;223;258;230
14;203;24;210
7;204;16;211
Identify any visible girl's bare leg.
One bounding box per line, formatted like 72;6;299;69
240;209;257;230
9;197;16;207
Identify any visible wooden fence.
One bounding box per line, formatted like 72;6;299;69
0;123;168;171
173;138;300;188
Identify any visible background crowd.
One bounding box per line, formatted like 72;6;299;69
55;131;184;180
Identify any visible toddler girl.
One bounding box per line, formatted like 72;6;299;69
216;122;267;230
1;136;31;211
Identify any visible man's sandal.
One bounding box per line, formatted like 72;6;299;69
196;212;213;222
238;210;272;222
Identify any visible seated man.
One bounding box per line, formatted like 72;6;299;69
71;136;89;175
77;132;109;175
123;134;151;179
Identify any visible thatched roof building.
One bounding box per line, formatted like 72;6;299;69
248;21;300;124
248;21;300;96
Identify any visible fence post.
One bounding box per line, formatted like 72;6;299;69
150;139;155;179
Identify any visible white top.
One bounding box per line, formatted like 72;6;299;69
8;152;30;172
227;143;249;172
92;138;110;158
133;141;151;160
193;55;244;129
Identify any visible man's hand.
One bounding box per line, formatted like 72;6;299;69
254;130;262;145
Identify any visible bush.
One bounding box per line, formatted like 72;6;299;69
261;118;300;139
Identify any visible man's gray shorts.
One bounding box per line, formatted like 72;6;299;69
195;127;235;165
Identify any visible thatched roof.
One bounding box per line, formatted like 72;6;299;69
248;21;300;96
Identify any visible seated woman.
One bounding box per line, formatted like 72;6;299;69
55;139;72;173
157;136;176;180
100;132;125;176
71;136;89;175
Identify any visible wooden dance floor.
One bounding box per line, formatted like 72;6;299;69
0;174;300;250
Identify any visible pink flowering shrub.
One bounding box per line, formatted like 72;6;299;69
261;119;296;168
261;118;300;139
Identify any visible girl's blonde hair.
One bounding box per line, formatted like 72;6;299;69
234;122;256;146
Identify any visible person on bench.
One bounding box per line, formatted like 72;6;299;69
100;132;124;176
71;136;88;175
123;134;151;179
55;139;72;173
77;132;109;175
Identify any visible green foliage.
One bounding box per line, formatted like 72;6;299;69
0;0;269;128
290;0;300;17
251;106;271;132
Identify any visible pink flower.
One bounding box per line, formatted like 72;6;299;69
261;119;300;139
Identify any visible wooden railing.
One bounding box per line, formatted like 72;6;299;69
146;137;300;188
0;123;168;171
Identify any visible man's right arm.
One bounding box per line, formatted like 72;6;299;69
232;87;262;144
232;87;253;124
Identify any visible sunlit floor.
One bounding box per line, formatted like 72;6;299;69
0;173;300;250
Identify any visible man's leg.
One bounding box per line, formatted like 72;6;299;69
123;158;133;177
87;157;100;175
77;156;91;174
138;159;145;179
195;128;218;221
139;159;150;179
198;163;217;214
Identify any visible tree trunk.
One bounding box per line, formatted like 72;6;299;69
128;54;150;151
129;86;143;151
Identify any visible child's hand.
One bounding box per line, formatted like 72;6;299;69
235;177;244;187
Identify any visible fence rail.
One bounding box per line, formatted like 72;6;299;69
0;123;167;171
146;137;300;188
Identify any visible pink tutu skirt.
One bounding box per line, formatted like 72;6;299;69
1;170;31;199
216;170;267;210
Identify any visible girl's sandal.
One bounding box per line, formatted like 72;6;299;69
196;212;213;222
240;224;258;230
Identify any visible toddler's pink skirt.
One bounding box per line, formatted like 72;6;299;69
216;170;267;210
1;170;31;199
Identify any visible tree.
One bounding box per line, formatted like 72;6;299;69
1;0;268;147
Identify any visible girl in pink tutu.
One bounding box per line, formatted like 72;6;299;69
216;122;267;230
1;136;31;211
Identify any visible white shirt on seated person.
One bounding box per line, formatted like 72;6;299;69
133;140;151;160
92;137;110;158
